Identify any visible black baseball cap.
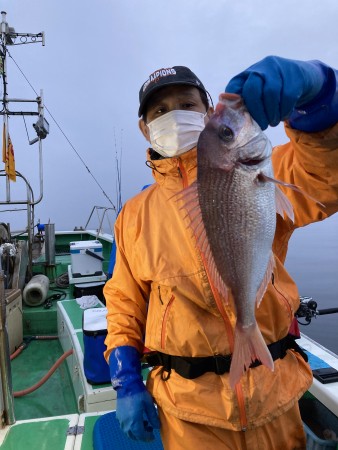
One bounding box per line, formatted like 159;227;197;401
138;66;208;117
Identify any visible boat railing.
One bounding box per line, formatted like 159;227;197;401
0;171;37;277
84;206;116;239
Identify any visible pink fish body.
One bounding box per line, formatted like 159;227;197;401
181;93;293;389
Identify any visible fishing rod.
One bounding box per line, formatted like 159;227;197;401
296;296;338;325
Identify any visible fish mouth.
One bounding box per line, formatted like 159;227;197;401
237;157;266;168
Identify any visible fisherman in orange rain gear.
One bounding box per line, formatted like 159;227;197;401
104;57;338;450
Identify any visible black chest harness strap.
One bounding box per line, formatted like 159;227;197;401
143;334;307;380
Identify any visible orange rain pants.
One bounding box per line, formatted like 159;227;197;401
158;402;306;450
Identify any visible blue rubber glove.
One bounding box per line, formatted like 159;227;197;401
225;56;338;132
109;345;160;442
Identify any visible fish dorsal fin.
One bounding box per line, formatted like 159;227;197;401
176;181;229;303
256;251;275;307
275;185;294;222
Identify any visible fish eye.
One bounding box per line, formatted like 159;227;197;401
218;125;234;142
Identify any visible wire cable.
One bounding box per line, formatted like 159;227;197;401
7;50;116;210
55;272;69;288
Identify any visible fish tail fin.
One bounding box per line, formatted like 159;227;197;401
229;323;274;390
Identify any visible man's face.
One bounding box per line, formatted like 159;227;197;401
139;85;211;142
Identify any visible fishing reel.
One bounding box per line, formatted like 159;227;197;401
296;296;318;325
296;296;338;325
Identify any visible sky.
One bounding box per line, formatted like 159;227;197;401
1;0;338;348
1;0;337;232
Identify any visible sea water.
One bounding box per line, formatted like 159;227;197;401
285;212;338;354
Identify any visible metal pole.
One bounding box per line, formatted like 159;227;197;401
1;13;10;202
45;223;55;265
26;194;33;279
36;90;44;205
0;270;15;425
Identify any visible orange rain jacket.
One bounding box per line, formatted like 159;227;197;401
104;121;338;431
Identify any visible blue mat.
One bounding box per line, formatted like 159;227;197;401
93;411;164;450
304;350;331;370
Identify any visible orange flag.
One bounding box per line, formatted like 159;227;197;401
2;123;16;182
2;123;5;164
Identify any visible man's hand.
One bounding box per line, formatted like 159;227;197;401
116;387;160;441
225;56;328;130
109;345;160;442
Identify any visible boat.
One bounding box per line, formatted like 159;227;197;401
1;11;338;450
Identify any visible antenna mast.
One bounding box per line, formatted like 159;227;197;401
0;11;48;274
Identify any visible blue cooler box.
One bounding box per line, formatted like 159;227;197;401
83;307;110;385
93;411;163;450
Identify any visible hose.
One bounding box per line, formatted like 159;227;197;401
33;335;58;340
55;272;69;288
10;343;25;361
10;335;58;361
13;348;73;397
43;292;67;309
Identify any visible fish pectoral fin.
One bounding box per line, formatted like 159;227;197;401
275;185;295;222
256;252;275;307
261;174;325;215
229;323;274;390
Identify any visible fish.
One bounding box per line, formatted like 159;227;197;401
180;93;294;389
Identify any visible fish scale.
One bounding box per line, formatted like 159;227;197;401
200;167;275;297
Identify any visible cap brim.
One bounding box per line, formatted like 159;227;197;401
138;81;207;117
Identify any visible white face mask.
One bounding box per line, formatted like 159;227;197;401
147;110;207;158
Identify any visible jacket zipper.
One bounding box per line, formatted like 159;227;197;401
161;294;175;349
201;253;248;430
177;159;189;188
215;290;248;430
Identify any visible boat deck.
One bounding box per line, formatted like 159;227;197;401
12;338;78;420
2;240;156;449
3;233;338;449
0;411;163;450
299;334;338;417
0;415;78;450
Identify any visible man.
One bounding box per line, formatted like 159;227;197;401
104;57;338;449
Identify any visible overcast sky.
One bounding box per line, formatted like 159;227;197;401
1;0;337;232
